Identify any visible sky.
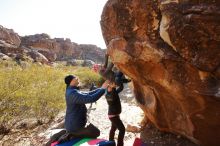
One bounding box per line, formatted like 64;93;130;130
0;0;108;49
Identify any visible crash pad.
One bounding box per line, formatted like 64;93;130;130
133;138;147;146
52;138;115;146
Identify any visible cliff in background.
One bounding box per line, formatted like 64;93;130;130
0;25;106;64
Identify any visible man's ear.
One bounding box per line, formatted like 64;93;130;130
70;79;76;86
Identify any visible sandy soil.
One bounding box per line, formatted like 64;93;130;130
0;84;198;146
85;85;143;145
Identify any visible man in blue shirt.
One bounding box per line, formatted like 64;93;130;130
64;75;108;139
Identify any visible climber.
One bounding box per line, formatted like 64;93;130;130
93;54;131;90
105;82;125;146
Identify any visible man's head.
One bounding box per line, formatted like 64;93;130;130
64;75;79;87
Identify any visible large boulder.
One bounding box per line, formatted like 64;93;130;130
0;46;24;55
0;53;11;61
37;49;57;62
101;0;220;146
27;50;49;64
0;25;21;47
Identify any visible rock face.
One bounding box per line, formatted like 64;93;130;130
77;44;107;63
0;25;21;47
0;25;106;64
21;34;105;63
101;0;220;146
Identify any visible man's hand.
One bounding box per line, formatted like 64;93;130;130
101;80;110;89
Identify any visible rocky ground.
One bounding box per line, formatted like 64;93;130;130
0;84;198;146
41;84;144;146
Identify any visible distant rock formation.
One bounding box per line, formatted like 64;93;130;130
0;25;106;64
101;0;220;146
0;25;20;47
76;44;107;63
20;34;106;63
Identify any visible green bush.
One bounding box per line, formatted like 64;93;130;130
73;67;104;87
0;60;103;130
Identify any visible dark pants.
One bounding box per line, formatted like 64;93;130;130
109;116;125;146
70;123;100;138
55;123;100;144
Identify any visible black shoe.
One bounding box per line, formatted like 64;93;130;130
45;129;66;146
57;132;72;144
123;79;131;83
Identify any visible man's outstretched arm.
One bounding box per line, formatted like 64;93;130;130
71;89;105;104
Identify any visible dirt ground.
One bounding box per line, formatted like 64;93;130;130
83;84;198;146
140;123;198;146
0;84;198;146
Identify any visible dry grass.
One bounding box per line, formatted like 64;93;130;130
0;60;102;132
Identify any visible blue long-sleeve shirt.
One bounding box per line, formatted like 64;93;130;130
64;86;105;132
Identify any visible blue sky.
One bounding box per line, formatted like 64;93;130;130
0;0;108;48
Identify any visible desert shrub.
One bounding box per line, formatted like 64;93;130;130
0;63;65;127
0;60;102;130
73;67;104;87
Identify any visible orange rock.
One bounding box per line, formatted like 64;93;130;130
101;0;220;146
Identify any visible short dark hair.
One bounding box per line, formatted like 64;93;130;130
64;75;75;86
